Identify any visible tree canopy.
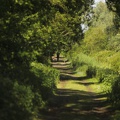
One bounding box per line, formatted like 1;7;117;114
0;0;95;120
106;0;120;16
106;0;120;29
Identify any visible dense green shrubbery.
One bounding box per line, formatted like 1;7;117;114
66;49;120;108
67;50;98;78
0;62;60;120
85;60;120;108
96;68;119;83
66;50;97;71
64;1;120;112
30;62;60;100
0;77;34;120
110;75;120;108
94;51;120;107
112;111;120;120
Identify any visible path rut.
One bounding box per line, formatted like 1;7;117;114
39;57;113;120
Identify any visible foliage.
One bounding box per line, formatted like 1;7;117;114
0;62;60;120
107;34;120;52
0;77;34;120
30;62;60;100
86;66;96;78
0;0;98;119
110;75;120;108
106;0;120;16
83;26;107;54
0;1;119;118
106;0;120;31
82;2;116;55
65;2;120;109
112;111;120;120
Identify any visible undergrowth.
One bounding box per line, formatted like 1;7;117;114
66;48;120;108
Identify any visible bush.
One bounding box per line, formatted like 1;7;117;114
112;111;120;120
96;68;111;83
13;82;34;113
66;44;120;109
30;62;60;100
86;66;96;78
0;61;60;120
0;77;34;120
96;68;119;84
66;51;97;71
110;75;120;108
96;67;120;107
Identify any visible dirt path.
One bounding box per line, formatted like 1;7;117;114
39;57;114;120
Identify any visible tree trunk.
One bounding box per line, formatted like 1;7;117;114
57;52;60;62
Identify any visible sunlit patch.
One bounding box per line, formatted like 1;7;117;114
92;105;110;113
93;97;107;101
65;103;76;107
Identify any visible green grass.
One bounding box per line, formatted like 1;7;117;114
57;80;87;91
37;73;111;120
86;78;105;93
57;76;105;94
35;60;113;120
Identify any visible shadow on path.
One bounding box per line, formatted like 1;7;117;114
40;89;113;120
39;57;114;120
60;74;88;81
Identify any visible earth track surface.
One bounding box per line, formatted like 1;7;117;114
39;57;114;120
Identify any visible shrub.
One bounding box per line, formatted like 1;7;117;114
30;62;60;100
96;68;111;83
0;77;34;120
86;66;96;78
13;82;34;113
66;51;97;71
96;68;119;84
96;67;120;107
112;111;120;120
0;61;60;120
110;75;120;108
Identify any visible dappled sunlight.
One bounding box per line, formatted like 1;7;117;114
57;80;89;91
40;86;112;120
39;57;113;120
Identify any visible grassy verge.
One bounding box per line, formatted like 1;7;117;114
57;73;105;95
57;79;87;91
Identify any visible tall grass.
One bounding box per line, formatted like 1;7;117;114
65;46;120;108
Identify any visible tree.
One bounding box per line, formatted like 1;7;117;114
106;0;120;29
81;2;116;54
106;0;120;16
0;0;95;119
